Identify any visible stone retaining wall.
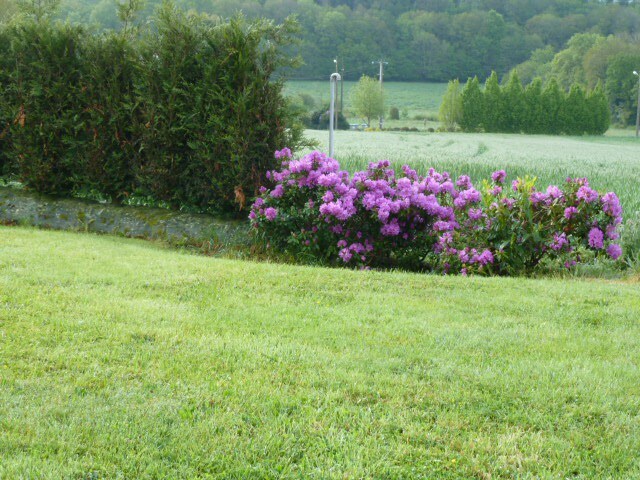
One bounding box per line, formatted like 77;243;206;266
0;187;248;247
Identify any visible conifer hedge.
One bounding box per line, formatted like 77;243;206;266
453;72;610;135
0;6;304;213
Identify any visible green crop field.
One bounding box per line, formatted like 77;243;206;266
285;80;448;123
304;130;640;221
1;226;640;478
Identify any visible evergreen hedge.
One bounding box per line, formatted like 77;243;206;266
455;72;610;135
0;6;305;213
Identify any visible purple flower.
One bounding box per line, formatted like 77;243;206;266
339;248;353;263
546;185;563;200
322;191;334;203
550;232;568;251
601;192;622;218
490;186;502;196
433;221;454;232
588;227;604;249
530;191;548;205
605;223;620;240
492;170;506;184
380;219;401;236
274;147;292;159
607;243;622;260
564;206;577;220
270;184;284;198
453;197;467;209
468;208;483;221
264;207;278;221
577;186;599;204
454;188;481;209
478;250;493;265
456;175;472;189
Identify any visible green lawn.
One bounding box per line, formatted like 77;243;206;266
1;226;639;478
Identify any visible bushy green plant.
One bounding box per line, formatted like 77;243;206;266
0;28;12;176
351;75;383;127
79;32;139;202
0;5;306;213
438;79;462;131
251;149;624;276
304;105;349;130
8;20;86;195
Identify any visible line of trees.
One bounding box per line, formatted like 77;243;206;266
440;72;610;135
0;3;305;214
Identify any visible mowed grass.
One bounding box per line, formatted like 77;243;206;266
285;80;448;120
1;226;640;478
306;130;640;217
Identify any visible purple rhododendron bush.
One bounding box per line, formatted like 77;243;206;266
250;148;623;275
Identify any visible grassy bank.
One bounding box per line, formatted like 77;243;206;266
1;226;639;478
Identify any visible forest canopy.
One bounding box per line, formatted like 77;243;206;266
2;0;640;82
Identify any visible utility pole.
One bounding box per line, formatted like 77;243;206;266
372;60;388;129
333;58;339;128
634;70;640;138
329;72;341;158
340;65;344;118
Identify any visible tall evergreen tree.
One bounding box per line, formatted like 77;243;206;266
587;82;611;135
540;78;564;134
483;71;502;132
460;76;483;132
523;77;544;134
560;84;589;135
502;70;525;133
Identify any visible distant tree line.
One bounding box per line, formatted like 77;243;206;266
0;2;305;214
440;72;610;135
2;0;640;82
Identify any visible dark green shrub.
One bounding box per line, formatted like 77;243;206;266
305;105;349;130
0;29;12;177
389;106;399;120
8;21;86;194
0;5;306;214
79;32;140;202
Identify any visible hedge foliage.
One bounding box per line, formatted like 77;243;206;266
453;71;610;135
0;5;305;213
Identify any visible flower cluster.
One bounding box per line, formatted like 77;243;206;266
250;149;624;275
